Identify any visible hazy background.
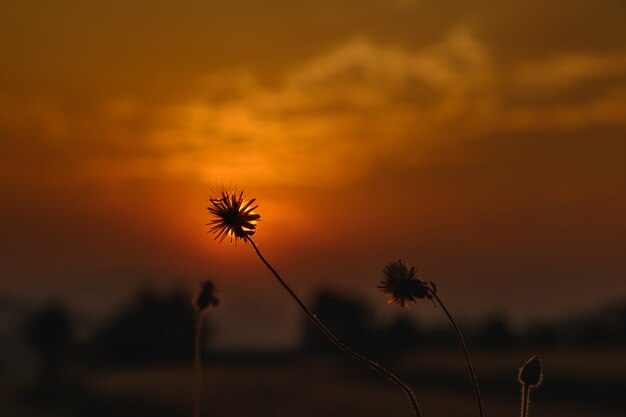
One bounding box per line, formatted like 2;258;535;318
1;0;625;350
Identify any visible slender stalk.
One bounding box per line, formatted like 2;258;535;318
193;311;204;417
428;290;484;417
246;236;423;417
520;383;530;417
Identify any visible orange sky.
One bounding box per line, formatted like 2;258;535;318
1;0;625;347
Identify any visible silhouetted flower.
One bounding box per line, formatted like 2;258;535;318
378;260;435;308
194;281;219;312
518;355;543;387
378;259;482;417
207;190;260;243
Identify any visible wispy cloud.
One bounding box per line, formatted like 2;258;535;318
102;29;625;186
3;27;626;191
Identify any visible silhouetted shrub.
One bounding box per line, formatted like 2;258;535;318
302;291;374;355
475;315;515;348
375;315;424;354
23;303;74;386
88;289;196;367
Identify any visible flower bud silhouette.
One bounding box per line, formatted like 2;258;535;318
518;355;544;417
518;355;543;388
193;280;219;417
195;281;219;312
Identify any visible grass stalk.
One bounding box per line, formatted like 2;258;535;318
520;383;530;417
193;311;204;417
428;290;484;417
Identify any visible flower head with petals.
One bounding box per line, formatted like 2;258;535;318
207;190;260;243
378;260;436;308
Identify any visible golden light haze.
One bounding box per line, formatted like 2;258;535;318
1;0;625;347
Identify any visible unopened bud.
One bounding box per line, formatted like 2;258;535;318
195;281;219;311
518;355;543;387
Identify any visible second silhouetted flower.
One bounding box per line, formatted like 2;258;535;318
378;260;435;308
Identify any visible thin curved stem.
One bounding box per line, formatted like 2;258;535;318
429;290;484;417
520;384;530;417
193;311;204;417
246;236;423;417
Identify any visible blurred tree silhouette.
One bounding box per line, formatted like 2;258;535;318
302;291;374;355
524;322;559;347
475;315;515;348
88;289;197;367
375;315;424;354
568;301;626;346
299;292;626;354
23;303;74;387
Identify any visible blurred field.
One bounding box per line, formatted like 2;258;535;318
89;348;626;417
3;348;624;417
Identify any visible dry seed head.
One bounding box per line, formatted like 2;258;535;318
207;189;260;243
378;259;435;308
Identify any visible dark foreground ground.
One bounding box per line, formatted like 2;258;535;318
2;348;624;417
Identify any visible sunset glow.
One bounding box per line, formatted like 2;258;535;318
1;0;625;348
